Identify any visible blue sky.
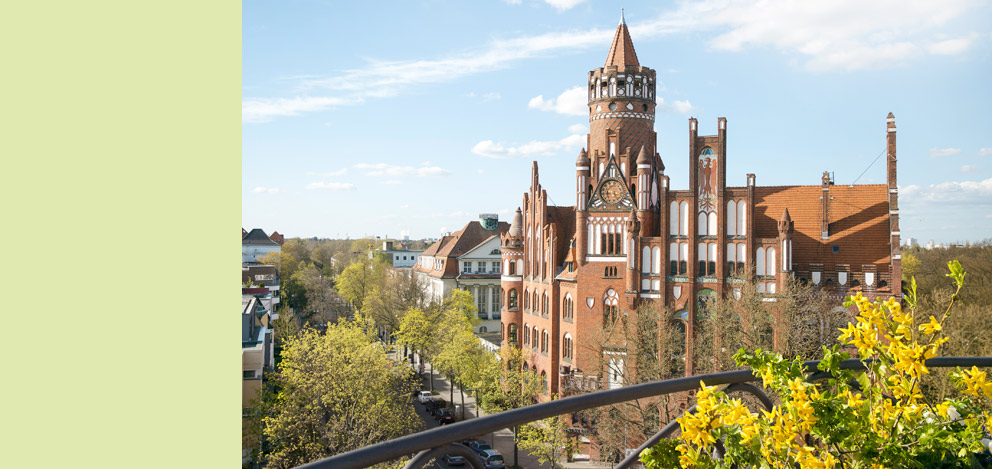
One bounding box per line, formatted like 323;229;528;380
243;0;992;244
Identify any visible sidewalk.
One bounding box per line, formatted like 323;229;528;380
408;350;614;469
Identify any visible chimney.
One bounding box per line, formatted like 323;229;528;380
821;171;831;239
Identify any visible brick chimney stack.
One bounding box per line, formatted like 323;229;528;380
887;113;902;296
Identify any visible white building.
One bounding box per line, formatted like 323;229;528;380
375;241;423;268
242;228;281;263
413;216;509;333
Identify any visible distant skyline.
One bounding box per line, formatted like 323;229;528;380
243;1;992;244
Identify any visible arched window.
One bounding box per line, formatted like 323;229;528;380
523;323;530;345
563;333;573;359
541;370;548;392
532;291;538;313
479;326;487;333
642;246;651;273
603;288;619;327
767;247;777;275
523;289;529;310
508;324;518;345
652;246;661;274
669;201;679;236
563;294;573;320
756;247;766;276
543;292;549;316
508;289;518;310
533;327;539;349
680;201;689;235
541;329;548;353
727;200;737;236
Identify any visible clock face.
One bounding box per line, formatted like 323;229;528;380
600;180;625;204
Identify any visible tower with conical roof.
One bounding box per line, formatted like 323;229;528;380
585;12;658;190
499;208;525;346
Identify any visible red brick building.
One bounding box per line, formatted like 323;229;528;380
499;18;901;397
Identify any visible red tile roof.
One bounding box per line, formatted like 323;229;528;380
753;184;891;271
605;21;639;68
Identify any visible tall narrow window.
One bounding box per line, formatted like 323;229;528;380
603;289;620;327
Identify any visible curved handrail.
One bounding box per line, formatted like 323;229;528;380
295;357;992;469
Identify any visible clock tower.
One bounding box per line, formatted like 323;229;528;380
576;12;664;262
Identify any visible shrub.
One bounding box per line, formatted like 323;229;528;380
641;261;992;468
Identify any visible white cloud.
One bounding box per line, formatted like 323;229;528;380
355;163;452;177
482;92;501;102
473;132;586;159
929;147;962;158
307;168;348;177
252;187;280;194
671;99;694;114
960;165;980;173
528;87;588;116
900;177;992;204
927;36;975;55
246;0;984;122
567;124;588;134
544;0;585;12
979;148;992;156
242;96;363;123
640;0;982;71
399;204;410;209
476;169;485;174
502;0;522;4
307;181;356;191
380;180;403;185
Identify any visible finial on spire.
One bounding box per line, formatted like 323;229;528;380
620;8;625;25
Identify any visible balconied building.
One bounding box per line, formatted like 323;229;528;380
499;17;900;399
414;216;509;333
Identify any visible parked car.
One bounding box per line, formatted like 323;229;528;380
478;449;505;469
417;390;433;404
436;408;455;425
469;441;492;455
427;398;446;415
458;438;482;449
442;453;466;466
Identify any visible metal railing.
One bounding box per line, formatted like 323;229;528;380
296;357;992;469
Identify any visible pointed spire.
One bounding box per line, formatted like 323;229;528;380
781;208;792;223
605;13;639;68
636;145;650;165
509;208;524;238
576;147;590;166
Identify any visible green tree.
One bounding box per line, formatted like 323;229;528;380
335;258;385;313
516;413;576;469
477;345;543;468
256;319;421;469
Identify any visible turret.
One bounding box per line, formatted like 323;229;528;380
576;148;591;264
625;208;640;293
777;208;794;289
500;208;525;347
587;13;657;187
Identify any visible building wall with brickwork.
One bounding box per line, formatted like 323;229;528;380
499;18;901;399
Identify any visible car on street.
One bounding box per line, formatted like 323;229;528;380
469;441;492;455
436;408;455;425
442;453;466;466
479;449;505;469
427;398;446;415
417;391;433;404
